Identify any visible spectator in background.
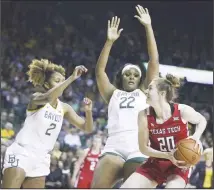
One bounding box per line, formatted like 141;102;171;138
189;147;213;189
7;112;15;125
1;122;15;140
59;152;68;163
45;156;63;189
201;131;213;149
60;160;73;188
1;111;8;128
57;122;70;146
64;128;82;150
52;141;62;160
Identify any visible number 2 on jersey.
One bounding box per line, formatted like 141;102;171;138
90;161;96;171
157;136;175;152
45;123;56;136
119;97;135;108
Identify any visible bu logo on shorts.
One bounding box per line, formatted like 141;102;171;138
8;154;19;167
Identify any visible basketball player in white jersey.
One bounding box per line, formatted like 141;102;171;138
2;59;94;188
91;5;159;188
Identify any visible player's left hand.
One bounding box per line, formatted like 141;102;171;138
83;97;92;112
134;5;151;26
186;136;203;154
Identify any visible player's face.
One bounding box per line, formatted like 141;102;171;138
46;72;65;90
146;80;160;105
122;68;141;92
92;137;102;148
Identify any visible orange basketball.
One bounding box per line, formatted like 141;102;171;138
174;138;201;165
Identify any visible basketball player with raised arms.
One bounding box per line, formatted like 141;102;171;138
121;74;207;188
71;135;102;188
91;5;159;188
2;59;94;188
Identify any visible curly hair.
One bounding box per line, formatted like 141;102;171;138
27;59;65;87
156;74;181;102
114;63;146;90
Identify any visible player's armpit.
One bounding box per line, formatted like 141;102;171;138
28;92;50;110
96;71;116;103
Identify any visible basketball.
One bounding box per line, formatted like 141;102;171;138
174;138;201;165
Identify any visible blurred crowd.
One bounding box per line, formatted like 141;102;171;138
1;2;213;188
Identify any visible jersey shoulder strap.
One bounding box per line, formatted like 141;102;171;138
172;103;180;117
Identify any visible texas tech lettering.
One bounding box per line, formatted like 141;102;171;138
150;126;181;135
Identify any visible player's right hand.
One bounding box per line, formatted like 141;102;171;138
168;150;190;169
134;5;151;26
71;65;88;81
186;136;203;154
107;16;123;42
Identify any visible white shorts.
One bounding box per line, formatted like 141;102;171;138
3;142;50;177
101;131;148;162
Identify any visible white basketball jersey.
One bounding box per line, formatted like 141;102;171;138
107;89;149;135
15;99;64;154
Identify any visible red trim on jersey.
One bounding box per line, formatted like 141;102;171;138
147;103;189;152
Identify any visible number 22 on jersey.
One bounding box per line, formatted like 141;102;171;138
119;97;135;109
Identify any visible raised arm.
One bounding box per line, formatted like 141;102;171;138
96;16;123;103
179;104;207;141
138;110;186;168
28;66;87;108
134;5;159;90
63;98;93;134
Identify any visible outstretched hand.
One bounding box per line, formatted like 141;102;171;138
71;65;88;81
134;5;152;26
107;16;123;42
83;97;92;112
